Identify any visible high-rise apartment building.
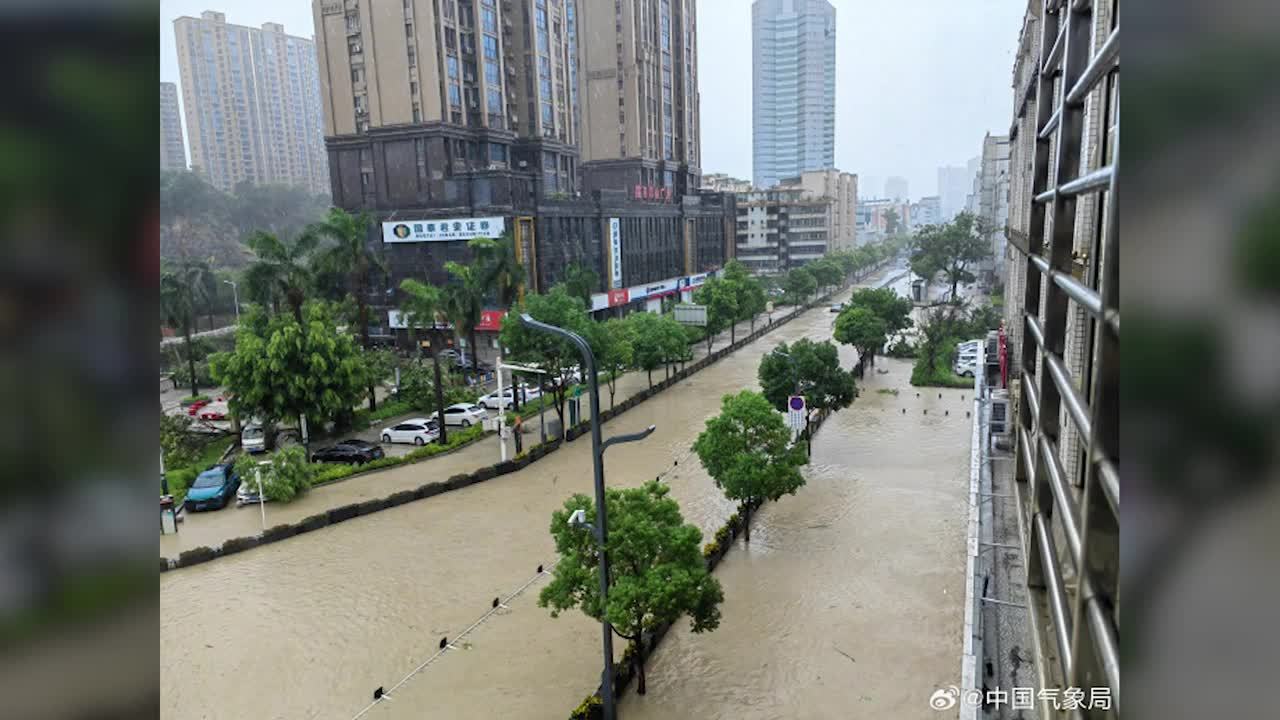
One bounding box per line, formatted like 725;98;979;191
884;175;909;202
910;195;942;229
577;0;702;199
974;133;1010;282
174;11;329;194
160;81;187;172
751;0;836;190
312;0;580;206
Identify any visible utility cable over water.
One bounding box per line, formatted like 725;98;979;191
348;562;558;720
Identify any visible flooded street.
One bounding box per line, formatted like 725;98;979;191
159;263;968;720
617;357;970;720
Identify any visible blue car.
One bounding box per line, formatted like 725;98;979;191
184;464;241;511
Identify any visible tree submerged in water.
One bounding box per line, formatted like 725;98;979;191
539;481;723;695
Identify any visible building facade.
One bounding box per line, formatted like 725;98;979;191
884;175;908;202
855;197;911;246
160;81;187;172
784;168;857;250
910;195;942;229
734;186;830;275
974;133;1011;283
751;0;836;190
700;173;753;194
577;0;702;199
174;11;329;194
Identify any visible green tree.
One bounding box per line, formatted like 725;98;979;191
693;277;739;351
757;340;857;414
594;317;634;409
560;262;600;308
499;286;594;436
160;412;200;470
209;302;369;435
692;390;806;541
310;208;385;410
658;312;690;378
834;306;889;365
243;230;319;325
915;304;966;379
160;260;214;397
783;266;817;306
846;286;913;334
734;276;768;332
910;212;992;300
233;445;312;503
626;311;670;388
807;258;844;295
470;234;525;308
399;278;452;443
539;481;723;695
883;207;904;236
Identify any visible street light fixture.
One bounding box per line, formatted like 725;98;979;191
518;313;656;720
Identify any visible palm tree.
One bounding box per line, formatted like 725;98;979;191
309;208;384;347
443;260;487;383
243;230;319;326
160;262;211;398
309;209;385;411
399;279;450;444
470;234;525;308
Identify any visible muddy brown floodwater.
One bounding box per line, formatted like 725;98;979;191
160;265;968;720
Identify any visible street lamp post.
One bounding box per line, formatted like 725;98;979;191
519;313;655;720
223;280;240;323
495;357;549;462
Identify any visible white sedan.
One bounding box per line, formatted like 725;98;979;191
442;403;487;427
380;418;441;446
477;385;541;410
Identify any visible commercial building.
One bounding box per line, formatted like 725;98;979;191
910;195;942;229
577;0;702;199
733;186;830;275
751;0;836;190
700;173;753;194
884;175;909;202
160;81;187;172
855;197;911;246
174;11;329;194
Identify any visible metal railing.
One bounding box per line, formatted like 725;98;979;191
1011;0;1119;717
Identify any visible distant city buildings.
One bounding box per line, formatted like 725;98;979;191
910;195;942;229
973;133;1011;283
701;173;753;194
936;158;979;220
855;197;911;247
174;11;328;194
733;167;856;274
160;81;187;172
751;0;836;190
782;169;857;251
884;176;909;202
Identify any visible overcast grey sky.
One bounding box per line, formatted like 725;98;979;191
162;0;1024;199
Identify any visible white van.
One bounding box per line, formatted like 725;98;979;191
241;423;266;454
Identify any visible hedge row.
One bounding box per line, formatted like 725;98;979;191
162;294;833;574
309;423;489;486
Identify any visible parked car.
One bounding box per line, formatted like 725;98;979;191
312;439;386;464
184;464;240;511
198;400;229;421
478;384;541;410
380;418;441;445
441;403;487;427
241;423;266;453
829;303;844;313
186;398;211;416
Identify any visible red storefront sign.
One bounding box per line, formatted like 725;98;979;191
633;184;673;202
477;309;506;332
607;288;630;307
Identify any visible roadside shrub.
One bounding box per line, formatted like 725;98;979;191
714;525;732;546
179;394;211;406
885;337;918;358
569;694;602;720
702;540;720;558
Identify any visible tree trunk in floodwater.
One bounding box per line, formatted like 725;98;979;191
634;644;647;695
743;503;752;543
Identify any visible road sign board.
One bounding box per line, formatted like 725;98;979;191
787;395;806;430
673;304;708;326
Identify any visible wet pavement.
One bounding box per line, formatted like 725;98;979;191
157;264;970;720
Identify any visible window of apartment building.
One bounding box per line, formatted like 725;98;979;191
348;38;363;56
406;22;414;38
483;34;498;60
542;102;554;127
481;8;497;33
487;89;502;114
410;80;418;96
484;61;499;86
449;84;461;105
489;143;507;163
447;55;459;79
408;45;417;67
413;102;421;122
351;66;364;83
345;12;360;33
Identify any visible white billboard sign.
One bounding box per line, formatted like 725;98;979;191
674;304;707;326
383;217;505;244
608;218;623;289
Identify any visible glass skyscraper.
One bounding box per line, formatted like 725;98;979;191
752;0;836;190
